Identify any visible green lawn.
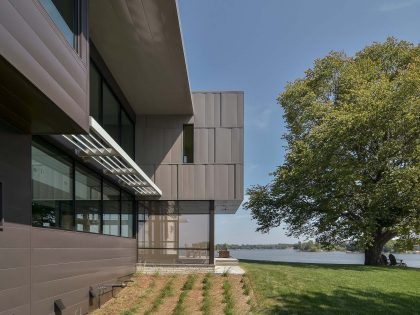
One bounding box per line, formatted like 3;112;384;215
240;260;420;315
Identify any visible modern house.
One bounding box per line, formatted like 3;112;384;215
0;0;243;314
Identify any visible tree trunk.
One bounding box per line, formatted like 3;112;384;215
364;231;394;265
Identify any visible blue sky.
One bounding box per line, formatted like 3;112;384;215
177;0;420;244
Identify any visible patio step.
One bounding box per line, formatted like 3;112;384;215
215;257;240;266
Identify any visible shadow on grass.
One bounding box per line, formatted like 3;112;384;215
239;260;419;314
239;259;418;272
263;287;420;315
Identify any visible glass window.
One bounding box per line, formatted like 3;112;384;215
102;83;120;143
89;63;101;123
121;109;134;158
183;125;194;163
32;141;73;229
89;61;135;158
103;181;120;236
39;0;78;49
137;201;210;264
75;165;101;233
121;191;134;238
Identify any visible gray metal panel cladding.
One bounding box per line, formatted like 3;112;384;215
0;122;31;314
135;91;244;207
29;228;136;314
0;122;136;314
215;128;232;163
0;0;89;133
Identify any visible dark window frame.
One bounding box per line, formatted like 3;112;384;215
183;124;194;164
38;0;82;54
89;60;135;159
32;139;75;230
31;137;136;238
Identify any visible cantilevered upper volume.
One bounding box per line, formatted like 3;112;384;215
89;0;193;115
0;0;243;313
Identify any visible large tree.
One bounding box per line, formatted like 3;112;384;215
245;38;420;265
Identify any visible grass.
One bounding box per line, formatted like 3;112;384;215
172;274;196;315
144;276;175;315
240;259;420;315
119;275;157;315
201;273;212;315
241;275;250;296
222;277;235;315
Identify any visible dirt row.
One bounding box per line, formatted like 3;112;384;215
91;273;254;315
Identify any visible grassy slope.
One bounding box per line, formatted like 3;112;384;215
240;260;420;315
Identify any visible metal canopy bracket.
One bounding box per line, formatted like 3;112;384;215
62;117;162;197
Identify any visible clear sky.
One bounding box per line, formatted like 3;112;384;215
177;0;420;244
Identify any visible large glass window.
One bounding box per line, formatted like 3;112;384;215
89;61;135;158
102;83;120;143
39;0;79;49
121;110;134;158
121;191;134;238
138;201;210;264
31;138;136;238
89;63;101;123
103;181;120;236
183;125;194;163
75;165;101;233
32;141;73;229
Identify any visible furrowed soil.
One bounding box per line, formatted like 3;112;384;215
90;273;254;315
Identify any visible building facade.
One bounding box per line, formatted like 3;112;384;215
0;1;243;314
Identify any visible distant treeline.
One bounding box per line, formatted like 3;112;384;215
216;243;292;250
217;240;412;253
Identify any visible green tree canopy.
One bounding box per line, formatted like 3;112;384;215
245;38;420;265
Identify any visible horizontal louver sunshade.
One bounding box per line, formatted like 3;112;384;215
63;117;161;197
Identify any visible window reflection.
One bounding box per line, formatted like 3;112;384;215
138;201;210;264
39;0;78;49
103;181;120;236
121;110;134;158
89;61;135;158
32;141;74;229
121;191;134;238
89;63;101;123
75;165;101;233
31;138;136;238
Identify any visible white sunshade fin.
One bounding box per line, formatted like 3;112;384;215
62;117;162;197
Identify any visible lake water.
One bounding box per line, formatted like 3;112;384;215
230;248;420;268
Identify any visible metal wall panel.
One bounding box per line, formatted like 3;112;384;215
155;164;177;199
228;165;235;200
204;93;215;127
214;165;229;200
30;228;136;315
0;122;138;314
192;93;206;127
135;92;244;208
208;128;215;163
205;165;215;199
213;93;221;127
221;93;238;127
237;92;244;127
0;122;31;314
235;164;244;200
178;165;194;200
215;128;232;163
195;128;208;164
194;165;206;199
0;0;89;133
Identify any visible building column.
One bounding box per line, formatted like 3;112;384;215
209;200;215;265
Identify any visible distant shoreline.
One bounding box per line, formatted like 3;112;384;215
225;247;420;254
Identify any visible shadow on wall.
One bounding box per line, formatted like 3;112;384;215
135;115;189;177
